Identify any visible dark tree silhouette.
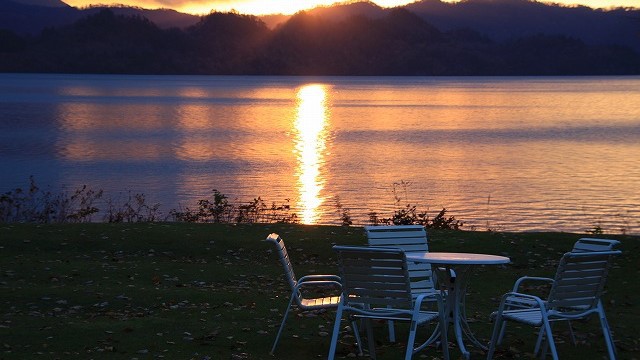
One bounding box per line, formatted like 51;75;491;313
0;7;638;75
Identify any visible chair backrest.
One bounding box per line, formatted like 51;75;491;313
364;225;436;294
547;251;621;311
572;238;621;253
334;245;413;309
265;233;298;290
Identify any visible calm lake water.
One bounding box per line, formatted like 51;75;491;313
1;73;639;234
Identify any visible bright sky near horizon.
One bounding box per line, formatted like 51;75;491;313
62;0;640;15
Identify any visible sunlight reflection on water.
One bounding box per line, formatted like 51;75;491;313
294;84;330;224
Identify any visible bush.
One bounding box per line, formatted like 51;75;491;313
0;177;102;223
169;189;298;224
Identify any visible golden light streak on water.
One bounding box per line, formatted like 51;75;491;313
293;84;329;224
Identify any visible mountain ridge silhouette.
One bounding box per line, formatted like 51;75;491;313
1;1;638;75
2;0;638;51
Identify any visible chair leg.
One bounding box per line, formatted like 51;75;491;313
387;320;396;342
364;318;377;360
567;320;576;346
328;305;344;360
270;293;296;355
541;319;559;360
383;304;396;342
497;319;507;345
404;319;418;360
534;326;545;356
597;302;617;360
486;314;504;359
351;320;364;356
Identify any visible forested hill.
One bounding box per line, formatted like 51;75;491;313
0;0;199;34
0;8;639;75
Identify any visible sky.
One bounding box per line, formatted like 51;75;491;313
62;0;640;15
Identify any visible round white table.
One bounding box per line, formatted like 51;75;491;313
406;252;511;359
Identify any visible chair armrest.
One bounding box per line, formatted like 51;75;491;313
503;277;554;309
294;280;342;292
490;292;547;321
412;292;445;324
500;291;546;309
501;291;545;308
298;274;341;282
511;276;554;292
413;290;443;308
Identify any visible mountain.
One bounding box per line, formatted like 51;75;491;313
2;7;636;75
0;0;638;75
259;1;385;29
258;14;290;29
264;0;640;52
2;0;638;52
100;6;200;29
405;0;640;51
304;1;386;21
14;0;67;6
0;0;200;35
0;0;80;35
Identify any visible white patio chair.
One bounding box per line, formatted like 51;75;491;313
487;250;621;360
328;245;449;360
497;237;621;344
364;225;453;342
264;233;346;355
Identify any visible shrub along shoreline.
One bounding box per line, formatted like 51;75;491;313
4;178;632;236
0;179;464;229
1;223;638;359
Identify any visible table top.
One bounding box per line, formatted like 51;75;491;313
406;252;510;265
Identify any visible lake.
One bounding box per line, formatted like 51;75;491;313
1;73;639;234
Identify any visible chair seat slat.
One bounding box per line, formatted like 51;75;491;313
503;309;543;326
350;308;440;324
301;296;341;308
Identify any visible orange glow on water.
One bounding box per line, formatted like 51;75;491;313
36;75;639;233
293;84;330;224
58;138;166;161
55;101;169;160
56;101;169;132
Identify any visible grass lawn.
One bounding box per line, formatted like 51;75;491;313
1;223;638;359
